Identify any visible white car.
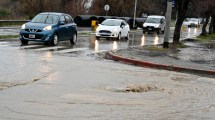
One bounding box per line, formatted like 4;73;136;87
183;18;200;27
183;18;191;26
188;18;200;27
95;19;130;40
143;15;166;34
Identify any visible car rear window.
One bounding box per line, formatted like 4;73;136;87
31;14;59;24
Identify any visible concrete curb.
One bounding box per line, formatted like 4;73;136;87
107;52;215;76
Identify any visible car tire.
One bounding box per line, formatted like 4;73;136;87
157;29;160;34
70;33;77;45
21;40;28;45
125;32;129;40
162;29;165;34
117;33;121;40
51;34;58;46
96;36;100;40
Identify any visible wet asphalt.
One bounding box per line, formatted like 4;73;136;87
0;26;202;88
1;26;214;120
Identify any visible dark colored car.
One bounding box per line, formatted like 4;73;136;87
20;12;77;46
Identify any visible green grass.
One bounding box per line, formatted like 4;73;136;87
142;42;187;51
0;35;19;39
143;45;169;52
0;22;25;27
197;34;215;42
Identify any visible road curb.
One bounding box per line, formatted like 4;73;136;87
107;52;215;76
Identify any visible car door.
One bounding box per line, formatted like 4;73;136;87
65;15;76;40
58;15;67;40
121;21;129;37
160;18;166;31
120;21;127;37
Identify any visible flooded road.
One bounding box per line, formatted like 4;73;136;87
0;50;214;119
0;26;202;90
1;27;213;120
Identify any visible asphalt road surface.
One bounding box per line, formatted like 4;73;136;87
1;27;213;120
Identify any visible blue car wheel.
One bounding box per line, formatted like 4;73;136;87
51;34;58;46
70;33;77;44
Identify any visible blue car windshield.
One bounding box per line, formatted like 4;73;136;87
101;20;121;26
31;14;59;24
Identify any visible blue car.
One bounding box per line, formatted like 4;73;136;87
20;12;77;46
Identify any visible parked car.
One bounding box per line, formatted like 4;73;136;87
95;19;130;40
188;18;200;27
20;12;77;46
142;15;166;34
183;18;191;26
183;18;200;27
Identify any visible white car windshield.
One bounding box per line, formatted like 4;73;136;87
31;14;59;24
190;19;198;22
101;20;121;26
146;18;161;23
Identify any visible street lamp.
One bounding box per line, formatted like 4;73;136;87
133;0;137;28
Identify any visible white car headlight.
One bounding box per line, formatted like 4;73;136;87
96;27;100;32
154;24;160;28
21;24;26;29
43;26;52;31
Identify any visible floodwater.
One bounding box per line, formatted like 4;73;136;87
0;27;214;119
0;40;215;120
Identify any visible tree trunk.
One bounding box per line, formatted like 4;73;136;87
209;16;213;34
201;16;209;36
173;20;183;44
213;16;215;34
173;0;190;44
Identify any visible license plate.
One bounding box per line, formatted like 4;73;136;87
29;34;35;38
148;28;152;30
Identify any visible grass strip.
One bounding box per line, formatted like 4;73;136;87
0;35;19;39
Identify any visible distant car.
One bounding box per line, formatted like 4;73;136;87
143;15;166;34
188;18;200;27
95;19;130;40
183;18;200;27
183;18;191;26
20;12;77;46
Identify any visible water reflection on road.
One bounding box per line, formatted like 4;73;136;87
0;27;202;87
86;27;201;53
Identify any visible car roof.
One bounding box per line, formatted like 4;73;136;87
147;15;165;19
39;12;65;16
105;19;124;22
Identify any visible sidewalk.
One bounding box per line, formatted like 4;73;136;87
107;39;215;76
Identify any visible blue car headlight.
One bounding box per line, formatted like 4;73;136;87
21;24;26;29
43;26;52;31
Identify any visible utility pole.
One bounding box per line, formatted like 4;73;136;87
163;0;173;48
133;0;137;28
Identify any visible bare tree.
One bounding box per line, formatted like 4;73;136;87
197;0;215;35
173;0;191;45
89;0;166;17
65;0;90;16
